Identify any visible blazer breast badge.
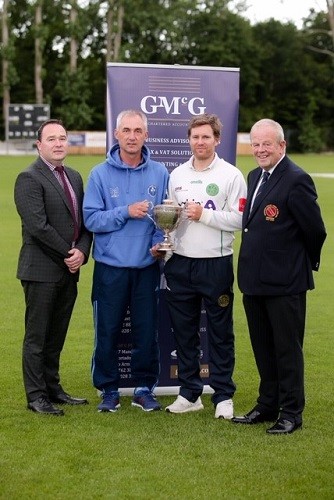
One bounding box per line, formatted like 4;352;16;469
264;204;279;221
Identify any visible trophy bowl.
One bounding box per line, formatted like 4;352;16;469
153;200;183;251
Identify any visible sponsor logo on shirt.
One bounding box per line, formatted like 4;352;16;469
239;197;246;212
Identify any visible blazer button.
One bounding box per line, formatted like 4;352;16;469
244;228;248;232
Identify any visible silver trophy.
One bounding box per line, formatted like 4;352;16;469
153;200;183;251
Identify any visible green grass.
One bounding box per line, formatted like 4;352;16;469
1;154;333;499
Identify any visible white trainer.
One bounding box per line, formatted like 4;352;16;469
165;395;204;413
215;399;234;419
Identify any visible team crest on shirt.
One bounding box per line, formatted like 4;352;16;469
148;185;157;197
264;204;279;221
206;183;219;196
218;295;230;307
110;186;119;198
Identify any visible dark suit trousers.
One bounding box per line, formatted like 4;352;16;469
243;293;306;424
22;274;77;402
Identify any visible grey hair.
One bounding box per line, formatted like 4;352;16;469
116;109;148;130
250;119;285;142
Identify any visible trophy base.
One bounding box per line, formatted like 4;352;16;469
157;243;174;252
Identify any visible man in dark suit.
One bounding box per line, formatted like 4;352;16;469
14;119;92;416
233;118;326;434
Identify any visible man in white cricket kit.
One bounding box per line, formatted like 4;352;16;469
164;113;247;419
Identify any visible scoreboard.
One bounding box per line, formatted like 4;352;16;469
7;104;50;139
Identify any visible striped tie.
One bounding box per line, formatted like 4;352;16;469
256;171;270;198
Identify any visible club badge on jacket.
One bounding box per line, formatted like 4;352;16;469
264;204;279;221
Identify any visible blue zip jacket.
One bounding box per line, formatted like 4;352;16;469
83;144;169;268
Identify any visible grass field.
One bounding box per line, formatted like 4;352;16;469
0;153;333;499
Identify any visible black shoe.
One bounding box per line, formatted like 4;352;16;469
50;392;88;405
266;418;302;435
28;396;64;416
232;408;278;425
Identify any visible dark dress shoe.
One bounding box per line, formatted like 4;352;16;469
232;408;278;425
266;418;302;435
28;396;64;416
50;392;88;405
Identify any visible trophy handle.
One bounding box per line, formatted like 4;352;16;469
146;213;157;227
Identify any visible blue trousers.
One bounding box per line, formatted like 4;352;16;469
164;254;236;406
91;261;160;392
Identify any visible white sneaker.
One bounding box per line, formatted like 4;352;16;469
215;399;234;419
165;395;204;414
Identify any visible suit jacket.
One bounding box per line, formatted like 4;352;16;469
237;155;326;295
14;157;92;282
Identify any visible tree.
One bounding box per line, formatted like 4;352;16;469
69;0;78;73
1;0;10;135
54;66;93;129
301;1;334;149
299;97;324;152
303;0;334;65
105;0;124;62
34;0;44;103
0;0;333;148
52;0;95;127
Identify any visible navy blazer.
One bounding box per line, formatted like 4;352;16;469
14;157;92;282
237;155;326;295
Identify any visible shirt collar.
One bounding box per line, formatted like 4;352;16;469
190;152;218;171
264;154;285;175
40;155;64;171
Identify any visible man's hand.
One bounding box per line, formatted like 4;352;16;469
128;200;150;219
185;201;202;221
150;243;166;260
64;248;85;274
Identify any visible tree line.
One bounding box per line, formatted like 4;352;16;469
1;0;333;152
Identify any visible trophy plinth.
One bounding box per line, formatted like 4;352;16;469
153;200;182;251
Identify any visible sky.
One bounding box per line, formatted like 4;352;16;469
240;0;327;28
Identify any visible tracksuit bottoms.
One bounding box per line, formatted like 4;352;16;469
164;253;236;406
91;261;160;392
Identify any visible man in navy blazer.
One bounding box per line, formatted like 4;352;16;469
233;119;326;434
14;119;92;415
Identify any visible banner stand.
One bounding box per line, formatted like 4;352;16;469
98;386;213;397
106;62;240;395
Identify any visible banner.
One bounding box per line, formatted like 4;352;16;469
106;63;240;393
107;63;239;168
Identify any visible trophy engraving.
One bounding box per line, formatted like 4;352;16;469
153;200;183;251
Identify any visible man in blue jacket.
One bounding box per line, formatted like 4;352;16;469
233;119;326;434
83;109;169;413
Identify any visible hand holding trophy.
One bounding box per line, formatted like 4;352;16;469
153;199;183;251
